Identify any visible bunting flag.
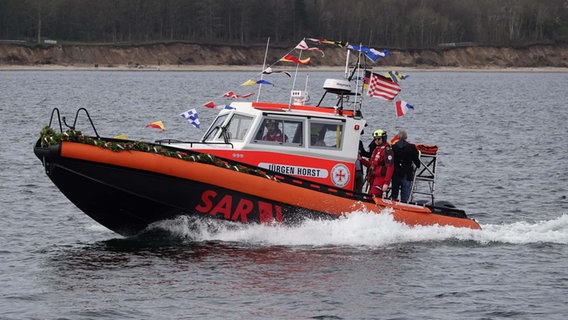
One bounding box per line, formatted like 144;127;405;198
306;38;348;47
263;67;291;77
385;70;409;83
240;79;257;86
346;45;390;62
369;48;390;61
145;120;165;131
256;79;275;86
114;133;127;139
223;91;254;99
295;40;324;56
390;134;400;145
395;100;415;117
367;71;401;101
180;108;200;128
240;79;275;86
279;54;311;65
203;101;216;108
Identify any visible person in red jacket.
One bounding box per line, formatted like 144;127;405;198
262;120;284;142
359;129;394;197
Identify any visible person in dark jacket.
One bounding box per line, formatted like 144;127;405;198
391;130;421;202
356;130;379;193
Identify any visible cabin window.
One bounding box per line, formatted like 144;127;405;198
226;114;253;141
310;121;343;149
202;114;228;142
254;118;303;146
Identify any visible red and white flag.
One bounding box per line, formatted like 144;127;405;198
395;100;415;117
295;40;324;56
222;91;254;99
367;72;401;101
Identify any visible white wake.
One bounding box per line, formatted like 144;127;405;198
141;211;568;246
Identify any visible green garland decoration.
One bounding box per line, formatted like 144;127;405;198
39;126;275;180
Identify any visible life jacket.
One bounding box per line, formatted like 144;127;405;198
263;130;284;142
373;143;394;177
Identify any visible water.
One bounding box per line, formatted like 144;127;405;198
1;69;568;319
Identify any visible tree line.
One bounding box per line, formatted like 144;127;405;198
1;0;567;48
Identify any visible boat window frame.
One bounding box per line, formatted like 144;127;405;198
201;113;229;142
308;119;345;150
253;116;304;147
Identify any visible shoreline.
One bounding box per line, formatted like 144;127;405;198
1;64;567;72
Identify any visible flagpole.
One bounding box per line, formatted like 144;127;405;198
257;37;270;102
344;50;350;79
353;44;364;111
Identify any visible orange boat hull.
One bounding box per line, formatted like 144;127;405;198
34;141;481;235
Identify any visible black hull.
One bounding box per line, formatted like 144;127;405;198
34;142;330;236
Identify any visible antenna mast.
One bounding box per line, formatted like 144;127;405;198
257;37;270;102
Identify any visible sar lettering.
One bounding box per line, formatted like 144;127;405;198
195;190;283;223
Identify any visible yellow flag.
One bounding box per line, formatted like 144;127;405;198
145;120;165;131
240;79;257;86
114;133;127;139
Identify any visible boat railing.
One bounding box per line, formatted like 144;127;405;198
155;139;235;149
410;148;438;205
47;107;100;138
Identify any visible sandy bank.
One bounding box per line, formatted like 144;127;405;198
1;63;567;72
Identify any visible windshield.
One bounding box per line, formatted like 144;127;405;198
202;114;228;142
202;113;253;142
226;114;253;141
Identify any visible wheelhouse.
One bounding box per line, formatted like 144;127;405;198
185;100;365;191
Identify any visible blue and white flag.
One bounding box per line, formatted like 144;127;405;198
180;108;200;128
346;45;390;62
366;48;390;61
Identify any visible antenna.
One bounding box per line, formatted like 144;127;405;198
257;37;270;102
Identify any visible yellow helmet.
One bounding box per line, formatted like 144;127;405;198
373;129;386;138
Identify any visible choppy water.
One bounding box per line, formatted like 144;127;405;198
1;69;568;319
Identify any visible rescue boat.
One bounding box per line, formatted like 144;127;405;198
33;41;481;236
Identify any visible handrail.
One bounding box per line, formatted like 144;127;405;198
49;107;100;138
155;139;235;149
47;108;63;133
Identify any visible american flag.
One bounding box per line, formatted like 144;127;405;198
367;72;401;101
